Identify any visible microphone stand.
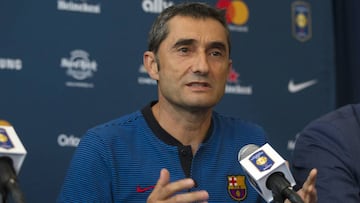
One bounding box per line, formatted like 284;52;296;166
0;157;25;203
266;172;304;203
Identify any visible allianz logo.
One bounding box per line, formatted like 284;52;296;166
58;134;81;147
0;58;22;71
142;0;174;13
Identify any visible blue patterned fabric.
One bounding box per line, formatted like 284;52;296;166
57;102;268;202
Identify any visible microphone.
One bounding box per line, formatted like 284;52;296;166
238;143;303;203
0;120;27;203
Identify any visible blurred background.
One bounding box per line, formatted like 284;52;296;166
0;0;359;202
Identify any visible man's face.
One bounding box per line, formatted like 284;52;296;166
155;16;232;110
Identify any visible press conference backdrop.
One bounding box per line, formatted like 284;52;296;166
0;0;336;202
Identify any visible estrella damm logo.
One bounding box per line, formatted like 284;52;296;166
292;1;312;42
0;128;14;149
227;67;240;83
227;175;247;201
249;150;274;171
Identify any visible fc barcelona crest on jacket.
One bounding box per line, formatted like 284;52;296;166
227;175;247;201
292;1;312;42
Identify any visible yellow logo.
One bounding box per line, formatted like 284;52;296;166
292;1;312;42
256;156;268;166
0;133;8;143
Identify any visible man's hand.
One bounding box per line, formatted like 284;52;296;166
286;168;317;203
147;168;209;203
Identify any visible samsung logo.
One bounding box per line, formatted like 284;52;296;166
0;58;22;71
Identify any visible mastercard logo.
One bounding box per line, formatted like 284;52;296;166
216;0;249;25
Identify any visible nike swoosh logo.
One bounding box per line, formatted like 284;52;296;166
136;185;155;193
288;79;317;93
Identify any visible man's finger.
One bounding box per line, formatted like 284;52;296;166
150;168;197;201
168;190;209;203
303;168;317;190
300;168;318;203
156;168;171;188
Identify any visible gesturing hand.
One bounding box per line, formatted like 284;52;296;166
285;168;317;203
296;168;317;203
147;168;209;203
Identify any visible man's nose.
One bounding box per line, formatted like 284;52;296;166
192;52;209;75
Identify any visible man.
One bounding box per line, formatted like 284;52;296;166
292;103;360;202
58;2;317;202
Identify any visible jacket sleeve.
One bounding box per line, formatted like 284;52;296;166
57;130;113;203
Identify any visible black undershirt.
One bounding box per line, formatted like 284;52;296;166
141;101;213;179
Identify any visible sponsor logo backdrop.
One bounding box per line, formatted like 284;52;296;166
0;0;335;202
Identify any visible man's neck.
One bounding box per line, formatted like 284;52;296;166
151;102;212;154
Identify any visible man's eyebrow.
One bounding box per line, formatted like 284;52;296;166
208;41;227;51
172;39;228;52
172;38;196;48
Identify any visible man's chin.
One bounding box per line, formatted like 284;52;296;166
183;101;217;112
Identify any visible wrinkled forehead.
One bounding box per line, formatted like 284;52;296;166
165;16;230;49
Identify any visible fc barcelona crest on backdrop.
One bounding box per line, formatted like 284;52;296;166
227;175;247;201
292;1;312;42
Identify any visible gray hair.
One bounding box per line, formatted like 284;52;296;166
147;2;231;54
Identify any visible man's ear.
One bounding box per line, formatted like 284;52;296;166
226;59;233;76
228;59;233;72
143;51;159;80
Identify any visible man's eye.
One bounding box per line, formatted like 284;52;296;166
178;47;189;53
210;51;222;56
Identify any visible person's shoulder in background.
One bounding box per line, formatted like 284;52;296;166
291;103;360;203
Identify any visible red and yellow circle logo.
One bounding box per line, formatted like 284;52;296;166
216;0;249;25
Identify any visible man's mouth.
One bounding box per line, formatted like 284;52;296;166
186;82;210;87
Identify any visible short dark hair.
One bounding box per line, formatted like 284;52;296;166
147;2;231;54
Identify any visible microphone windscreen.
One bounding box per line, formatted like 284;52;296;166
0;120;11;126
238;144;259;161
